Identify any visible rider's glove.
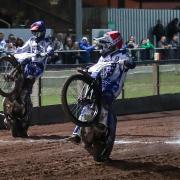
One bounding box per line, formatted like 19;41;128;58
117;59;131;71
117;59;125;65
36;52;47;58
40;52;48;57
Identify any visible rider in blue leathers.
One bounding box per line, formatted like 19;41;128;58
68;31;136;143
15;20;53;104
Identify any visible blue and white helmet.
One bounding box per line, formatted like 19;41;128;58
30;20;46;40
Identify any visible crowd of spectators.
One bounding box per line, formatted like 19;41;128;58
124;35;155;60
0;30;98;64
152;18;180;60
49;33;96;64
123;18;180;61
0;32;24;53
0;17;180;63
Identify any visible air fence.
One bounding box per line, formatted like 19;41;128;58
30;48;180;107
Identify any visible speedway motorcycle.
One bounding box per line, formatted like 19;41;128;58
62;58;127;162
0;53;41;137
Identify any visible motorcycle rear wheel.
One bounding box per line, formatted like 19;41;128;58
0;56;20;97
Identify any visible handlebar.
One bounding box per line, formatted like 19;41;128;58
14;52;47;60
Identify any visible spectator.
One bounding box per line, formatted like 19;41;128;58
49;33;64;64
5;34;16;51
126;35;138;48
54;33;64;51
169;34;179;59
73;41;81;64
157;36;171;60
166;18;180;42
79;37;95;64
153;20;165;45
157;36;169;48
140;38;154;60
64;36;76;64
15;37;24;48
169;34;179;48
125;35;138;61
0;32;6;50
64;36;74;50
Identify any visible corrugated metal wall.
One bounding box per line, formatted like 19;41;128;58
108;8;180;43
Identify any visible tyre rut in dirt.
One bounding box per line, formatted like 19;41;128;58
61;74;101;127
0;56;19;97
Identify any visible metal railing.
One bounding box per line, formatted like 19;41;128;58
51;47;180;64
1;47;180;62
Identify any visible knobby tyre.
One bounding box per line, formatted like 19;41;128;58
0;56;20;97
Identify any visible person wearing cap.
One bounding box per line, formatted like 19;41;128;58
68;31;136;143
79;37;96;64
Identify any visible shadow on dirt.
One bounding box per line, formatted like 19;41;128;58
28;135;69;140
106;159;180;176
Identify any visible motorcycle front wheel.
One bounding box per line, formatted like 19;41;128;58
61;74;101;127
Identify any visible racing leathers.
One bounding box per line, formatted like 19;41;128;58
72;48;136;137
16;37;53;79
15;37;53;105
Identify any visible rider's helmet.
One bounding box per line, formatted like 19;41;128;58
104;31;123;49
30;20;46;41
97;31;123;52
95;31;123;56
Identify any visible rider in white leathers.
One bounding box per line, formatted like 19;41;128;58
15;21;53;106
68;31;136;143
16;21;53;78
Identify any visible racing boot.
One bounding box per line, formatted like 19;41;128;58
67;126;81;144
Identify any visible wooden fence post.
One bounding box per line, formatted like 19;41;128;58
38;77;42;107
31;77;42;107
152;62;160;95
122;87;125;99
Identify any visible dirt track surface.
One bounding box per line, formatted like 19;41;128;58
0;110;180;180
